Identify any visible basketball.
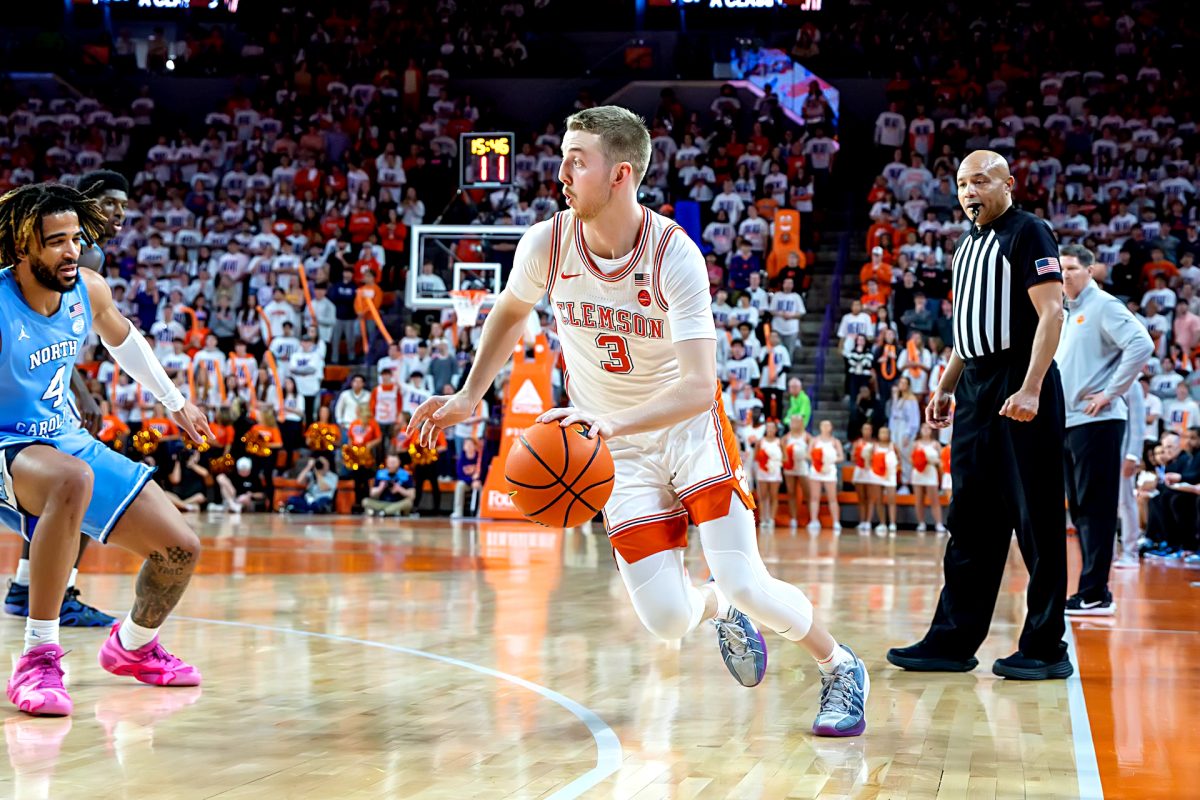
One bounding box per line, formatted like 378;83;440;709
505;422;614;527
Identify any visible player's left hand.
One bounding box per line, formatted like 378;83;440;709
170;402;217;445
999;387;1039;422
536;407;614;439
76;390;103;436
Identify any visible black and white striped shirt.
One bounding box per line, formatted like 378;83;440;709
951;206;1061;361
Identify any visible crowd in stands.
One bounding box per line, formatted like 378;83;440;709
806;1;1199;541
19;1;1197;537
0;0;850;521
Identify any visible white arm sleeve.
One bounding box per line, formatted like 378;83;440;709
107;320;186;412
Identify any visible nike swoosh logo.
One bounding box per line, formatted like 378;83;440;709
560;273;583;279
1079;600;1106;609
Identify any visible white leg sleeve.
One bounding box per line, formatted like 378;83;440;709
700;496;813;641
615;548;707;642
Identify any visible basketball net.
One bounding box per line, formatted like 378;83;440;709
450;289;488;330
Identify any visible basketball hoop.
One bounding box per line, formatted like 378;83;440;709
450;289;488;329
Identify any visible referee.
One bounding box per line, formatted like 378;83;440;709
887;150;1073;680
1056;245;1152;615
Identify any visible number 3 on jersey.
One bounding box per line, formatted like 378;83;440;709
41;364;67;408
596;334;633;374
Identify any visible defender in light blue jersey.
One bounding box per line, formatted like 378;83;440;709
3;170;129;628
0;183;209;717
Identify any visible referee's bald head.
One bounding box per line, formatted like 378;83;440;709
956;150;1014;225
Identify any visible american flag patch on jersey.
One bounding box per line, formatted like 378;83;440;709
1035;257;1061;276
633;272;649;286
69;301;84;318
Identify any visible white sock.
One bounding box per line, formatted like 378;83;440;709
24;617;59;653
14;558;30;587
816;642;854;675
67;568;78;589
118;613;159;652
708;580;732;620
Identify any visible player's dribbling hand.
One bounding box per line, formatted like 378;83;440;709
925;389;955;429
408;392;475;447
999;387;1039;422
536;407;613;440
171;402;217;445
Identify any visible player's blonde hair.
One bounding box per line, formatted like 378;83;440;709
565;106;651;184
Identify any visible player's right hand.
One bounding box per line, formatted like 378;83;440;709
925;389;955;429
408;392;476;447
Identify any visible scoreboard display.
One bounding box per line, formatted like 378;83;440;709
459;133;516;189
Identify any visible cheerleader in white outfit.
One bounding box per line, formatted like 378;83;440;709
909;423;946;533
754;421;784;528
869;426;900;536
807;420;844;534
850;423;877;533
738;407;766;496
782;416;810;529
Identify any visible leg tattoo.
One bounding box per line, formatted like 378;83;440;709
131;545;196;628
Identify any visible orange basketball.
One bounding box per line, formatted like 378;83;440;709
505;422;614;527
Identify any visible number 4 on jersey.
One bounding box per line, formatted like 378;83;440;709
41;364;67;409
596;334;633;374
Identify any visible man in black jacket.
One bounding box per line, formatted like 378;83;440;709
328;268;361;364
1144;428;1200;558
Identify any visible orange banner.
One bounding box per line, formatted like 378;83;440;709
190;358;226;405
262;350;285;413
480;334;556;520
361;300;394;347
255;305;273;345
175;304;198;330
296;266;318;337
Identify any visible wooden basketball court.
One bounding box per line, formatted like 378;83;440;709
0;515;1193;799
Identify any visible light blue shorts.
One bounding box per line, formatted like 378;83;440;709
0;430;154;543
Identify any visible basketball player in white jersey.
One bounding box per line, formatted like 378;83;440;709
409;106;868;737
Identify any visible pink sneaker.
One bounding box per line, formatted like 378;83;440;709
7;644;73;716
98;624;202;687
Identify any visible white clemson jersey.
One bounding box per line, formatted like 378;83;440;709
507;207;716;417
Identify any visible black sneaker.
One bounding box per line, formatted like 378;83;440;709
992;650;1074;680
886;642;978;672
59;587;117;627
1064;593;1115;617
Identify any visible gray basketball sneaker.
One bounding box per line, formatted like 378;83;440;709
712;607;768;687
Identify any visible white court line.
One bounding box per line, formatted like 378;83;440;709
1064;622;1104;800
175;615;623;800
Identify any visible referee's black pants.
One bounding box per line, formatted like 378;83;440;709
1064;420;1125;601
924;354;1067;662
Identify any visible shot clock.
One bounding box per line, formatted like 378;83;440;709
459;132;516;189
